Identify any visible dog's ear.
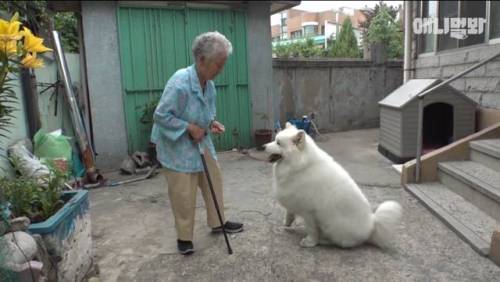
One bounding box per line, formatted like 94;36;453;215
293;130;306;148
285;122;293;129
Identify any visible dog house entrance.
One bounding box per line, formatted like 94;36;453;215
423;103;453;154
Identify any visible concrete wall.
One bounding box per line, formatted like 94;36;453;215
0;77;29;176
82;1;128;170
273;59;403;132
413;43;500;110
247;2;275;132
35;53;81;137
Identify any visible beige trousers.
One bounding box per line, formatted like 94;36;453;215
164;150;225;241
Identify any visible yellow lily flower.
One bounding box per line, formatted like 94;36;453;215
22;27;52;53
0;12;23;42
0;40;17;55
21;52;44;69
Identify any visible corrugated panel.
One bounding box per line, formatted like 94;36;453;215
117;7;251;152
380;107;402;156
401;103;419;157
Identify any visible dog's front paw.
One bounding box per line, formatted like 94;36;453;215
300;236;318;248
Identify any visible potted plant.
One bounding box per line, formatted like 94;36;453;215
1;159;93;281
254;113;273;151
0;12;92;281
139;96;160;164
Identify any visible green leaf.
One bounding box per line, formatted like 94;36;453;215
327;18;362;58
366;5;403;59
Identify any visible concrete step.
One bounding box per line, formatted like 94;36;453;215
470;139;500;172
405;182;499;256
438;161;500;222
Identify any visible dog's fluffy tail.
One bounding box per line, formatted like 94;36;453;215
369;201;402;249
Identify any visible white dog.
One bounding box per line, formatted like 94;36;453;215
264;123;402;248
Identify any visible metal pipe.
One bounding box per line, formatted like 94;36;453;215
415;98;423;183
52;30;100;181
403;0;412;83
414;50;500;182
418;51;500;99
52;31;89;153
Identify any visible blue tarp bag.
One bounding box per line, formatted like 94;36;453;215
287;116;312;135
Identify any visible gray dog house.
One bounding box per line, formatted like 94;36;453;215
378;79;477;164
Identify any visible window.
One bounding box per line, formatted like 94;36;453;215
459;1;485;47
281;17;287;27
437;1;459;51
491;1;500;39
291;30;302;39
303;25;317;37
281;12;287;27
418;1;495;54
419;1;437;53
437;1;487;50
321;25;325;35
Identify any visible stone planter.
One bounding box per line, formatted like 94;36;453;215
28;190;92;282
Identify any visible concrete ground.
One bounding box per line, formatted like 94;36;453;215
89;129;500;281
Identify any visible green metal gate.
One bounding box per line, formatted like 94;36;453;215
117;6;251;153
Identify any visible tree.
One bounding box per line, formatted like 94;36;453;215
0;1;79;53
327;18;361;58
388;17;404;59
367;6;403;58
54;12;79;53
360;1;400;32
272;38;321;58
297;38;321;58
273;42;291;58
361;2;403;59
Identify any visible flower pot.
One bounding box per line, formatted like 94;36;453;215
255;129;273;151
28;190;92;282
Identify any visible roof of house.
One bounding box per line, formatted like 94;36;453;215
270;1;301;14
378;79;476;108
48;1;301;14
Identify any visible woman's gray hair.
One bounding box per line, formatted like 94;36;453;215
192;31;233;62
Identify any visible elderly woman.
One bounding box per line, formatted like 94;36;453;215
151;31;243;255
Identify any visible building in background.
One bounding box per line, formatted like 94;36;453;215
271;7;366;47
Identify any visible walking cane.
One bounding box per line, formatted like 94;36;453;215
198;143;233;254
